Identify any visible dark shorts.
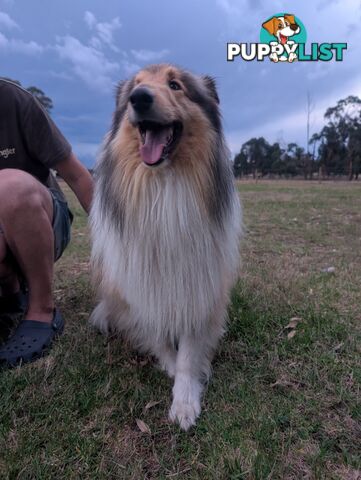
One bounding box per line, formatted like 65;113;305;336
49;188;73;261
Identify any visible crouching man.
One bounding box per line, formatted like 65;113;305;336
0;79;93;367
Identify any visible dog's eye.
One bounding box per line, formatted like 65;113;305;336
278;23;282;28
169;81;181;91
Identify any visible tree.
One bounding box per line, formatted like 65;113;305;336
317;124;345;178
346;119;361;180
240;137;270;178
324;96;361;180
26;86;53;113
0;77;53;113
309;132;322;178
285;143;305;177
304;92;315;179
233;150;248;177
269;142;285;177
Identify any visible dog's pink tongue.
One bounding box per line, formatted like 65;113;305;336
140;128;171;165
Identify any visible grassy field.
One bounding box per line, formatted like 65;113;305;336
0;180;360;479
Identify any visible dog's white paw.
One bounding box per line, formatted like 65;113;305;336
169;399;201;431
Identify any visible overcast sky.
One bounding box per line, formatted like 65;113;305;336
1;0;360;166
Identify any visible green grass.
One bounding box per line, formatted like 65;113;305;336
0;180;360;479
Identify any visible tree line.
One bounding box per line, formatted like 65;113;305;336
233;96;361;180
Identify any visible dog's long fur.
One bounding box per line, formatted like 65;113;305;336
90;64;242;430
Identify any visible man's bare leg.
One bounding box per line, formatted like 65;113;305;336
0;169;54;323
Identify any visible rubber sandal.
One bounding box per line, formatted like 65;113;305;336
0;291;28;343
0;309;64;368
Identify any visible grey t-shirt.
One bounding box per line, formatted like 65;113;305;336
0;79;71;201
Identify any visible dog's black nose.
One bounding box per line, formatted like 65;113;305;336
290;23;299;31
130;87;154;113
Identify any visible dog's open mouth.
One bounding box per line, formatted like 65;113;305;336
138;121;182;166
279;33;288;45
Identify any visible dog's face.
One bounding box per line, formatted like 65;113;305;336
113;64;221;168
262;14;300;44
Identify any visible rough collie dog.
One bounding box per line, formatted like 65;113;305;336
90;64;242;430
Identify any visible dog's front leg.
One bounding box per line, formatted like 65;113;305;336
169;334;204;430
169;326;221;430
156;341;177;378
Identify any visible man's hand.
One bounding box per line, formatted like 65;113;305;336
56;152;94;214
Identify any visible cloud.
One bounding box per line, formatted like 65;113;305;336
97;18;121;50
89;36;102;50
307;63;333;81
72;141;101;166
57;113;99;124
0;32;44;54
0;11;121;89
0;12;44;55
53;12;123;90
216;0;274;16
317;0;339;10
216;0;241;16
227;107;322;154
84;10;121;52
122;60;141;76
84;11;96;29
49;70;73;81
0;11;18;29
131;49;170;63
73;141;101;157
214;0;277;37
55;35;119;90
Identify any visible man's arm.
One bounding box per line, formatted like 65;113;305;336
55;152;94;214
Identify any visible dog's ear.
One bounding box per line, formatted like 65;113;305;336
116;80;126;101
110;79;134;140
284;14;296;25
115;79;135;107
262;17;278;36
202;76;219;104
116;80;128;106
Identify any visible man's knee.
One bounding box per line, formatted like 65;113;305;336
0;169;52;221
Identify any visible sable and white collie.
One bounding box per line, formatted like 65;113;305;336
90;64;242;430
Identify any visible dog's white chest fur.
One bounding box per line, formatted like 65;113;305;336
91;170;240;341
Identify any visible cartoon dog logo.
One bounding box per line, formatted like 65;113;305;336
262;14;300;63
